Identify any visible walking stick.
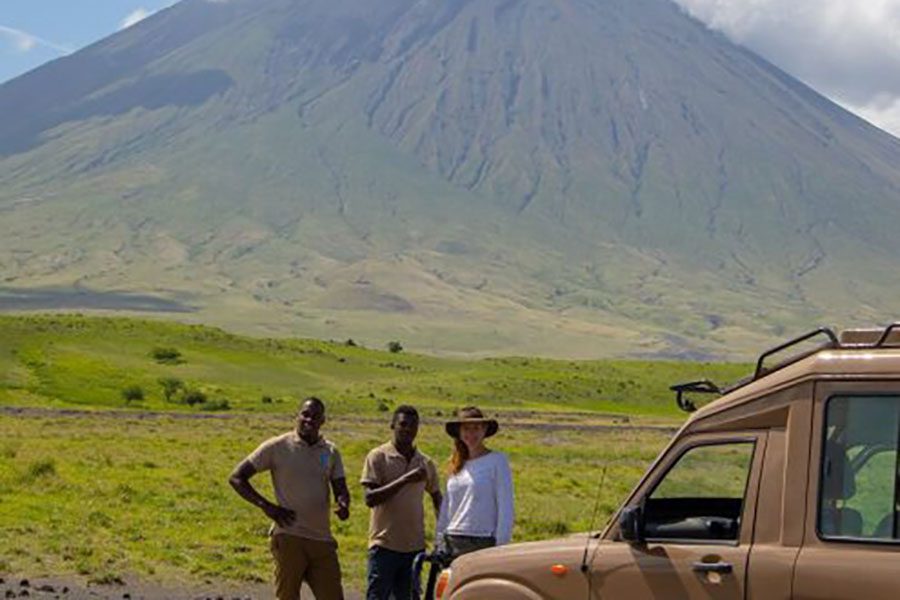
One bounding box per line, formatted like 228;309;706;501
412;549;451;599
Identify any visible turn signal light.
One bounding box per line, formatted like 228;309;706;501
435;569;452;599
551;564;569;576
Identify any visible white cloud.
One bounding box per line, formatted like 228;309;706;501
0;24;72;54
120;2;183;31
673;0;900;137
0;25;36;51
846;96;900;138
121;8;152;30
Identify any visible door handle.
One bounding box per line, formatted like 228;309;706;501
692;561;733;574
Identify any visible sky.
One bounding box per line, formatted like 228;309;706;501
0;0;899;137
675;0;900;138
0;1;176;83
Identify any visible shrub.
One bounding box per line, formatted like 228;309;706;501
387;340;403;353
261;395;273;404
151;347;183;365
201;399;231;412
158;377;184;402
121;385;144;404
26;458;56;480
183;389;207;406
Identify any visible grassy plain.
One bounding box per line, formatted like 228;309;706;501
0;314;747;416
0;314;752;592
0;412;671;591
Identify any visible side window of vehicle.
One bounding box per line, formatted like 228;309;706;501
820;396;900;541
644;442;755;542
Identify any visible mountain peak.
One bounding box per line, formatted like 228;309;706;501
1;0;899;358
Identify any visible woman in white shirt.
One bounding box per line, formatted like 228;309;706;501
436;406;514;559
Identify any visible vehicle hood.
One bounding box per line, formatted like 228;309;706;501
449;536;591;596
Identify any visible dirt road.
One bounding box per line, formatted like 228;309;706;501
0;405;678;434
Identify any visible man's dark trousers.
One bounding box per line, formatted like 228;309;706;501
366;545;421;600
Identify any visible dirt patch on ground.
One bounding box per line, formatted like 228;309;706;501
0;574;265;600
0;406;678;434
0;576;361;599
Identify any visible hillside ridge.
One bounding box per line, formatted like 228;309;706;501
1;0;898;359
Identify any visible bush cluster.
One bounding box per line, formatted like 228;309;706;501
201;399;231;412
150;347;184;365
121;385;144;404
183;389;208;406
148;379;232;411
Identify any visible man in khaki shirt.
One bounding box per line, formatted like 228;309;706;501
229;397;350;600
361;405;442;600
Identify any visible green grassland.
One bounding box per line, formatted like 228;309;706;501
0;314;748;416
0;314;754;592
0;413;670;592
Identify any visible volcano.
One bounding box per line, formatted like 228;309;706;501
1;0;899;358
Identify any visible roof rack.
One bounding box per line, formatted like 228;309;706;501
670;327;838;413
753;327;839;379
874;323;900;348
670;323;900;413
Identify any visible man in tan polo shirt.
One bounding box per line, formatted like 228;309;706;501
229;397;350;600
361;405;442;600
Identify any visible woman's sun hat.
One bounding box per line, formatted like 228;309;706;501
445;406;499;439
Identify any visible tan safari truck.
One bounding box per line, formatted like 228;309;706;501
435;326;900;599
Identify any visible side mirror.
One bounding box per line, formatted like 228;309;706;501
619;505;645;543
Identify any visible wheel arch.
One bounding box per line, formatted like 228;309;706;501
450;577;545;600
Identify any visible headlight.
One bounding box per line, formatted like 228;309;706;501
435;568;452;599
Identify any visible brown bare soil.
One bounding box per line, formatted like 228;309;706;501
0;575;362;599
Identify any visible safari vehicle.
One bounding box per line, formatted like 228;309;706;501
434;326;900;599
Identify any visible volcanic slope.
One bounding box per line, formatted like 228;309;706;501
1;0;899;358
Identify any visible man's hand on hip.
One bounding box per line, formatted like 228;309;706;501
262;502;297;527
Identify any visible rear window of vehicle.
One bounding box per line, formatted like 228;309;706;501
819;396;900;541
